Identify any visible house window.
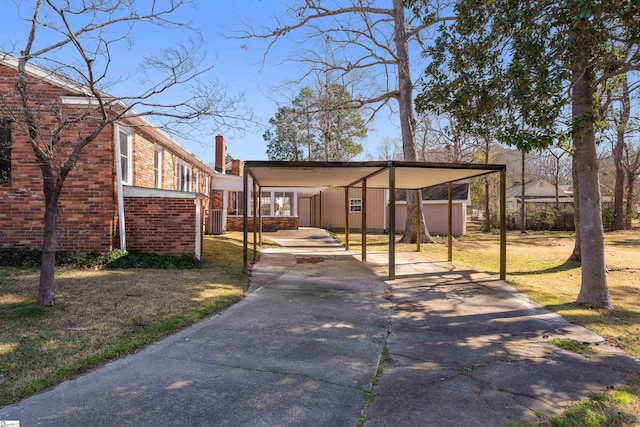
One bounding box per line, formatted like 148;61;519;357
118;128;133;185
350;198;362;213
274;192;293;216
153;147;162;188
0;119;11;184
228;191;245;216
260;193;272;216
177;161;192;192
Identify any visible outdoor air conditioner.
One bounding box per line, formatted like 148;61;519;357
206;209;227;235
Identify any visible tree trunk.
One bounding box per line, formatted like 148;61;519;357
625;172;635;230
392;0;433;244
572;64;612;309
612;75;630;230
520;151;526;233
483;178;490;232
568;153;581;262
38;171;59;307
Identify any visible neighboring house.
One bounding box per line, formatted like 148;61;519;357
0;54;213;259
506;178;574;214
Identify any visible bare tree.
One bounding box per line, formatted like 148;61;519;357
238;0;454;243
3;0;247;306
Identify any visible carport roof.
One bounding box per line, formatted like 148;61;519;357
244;160;506;190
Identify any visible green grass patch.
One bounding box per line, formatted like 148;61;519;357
550;338;591;354
0;233;248;407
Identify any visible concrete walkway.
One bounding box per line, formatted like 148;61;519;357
2;228;640;426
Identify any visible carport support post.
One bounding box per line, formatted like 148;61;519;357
415;189;421;252
252;180;258;262
389;162;396;280
500;170;507;280
258;186;263;247
243;172;248;274
345;187;350;251
448;182;453;262
362;179;367;262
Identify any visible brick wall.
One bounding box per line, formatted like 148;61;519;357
227;216;299;232
0;62;213;255
0;66;117;254
124;194;201;257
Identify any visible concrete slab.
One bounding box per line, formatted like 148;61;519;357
363;250;640;426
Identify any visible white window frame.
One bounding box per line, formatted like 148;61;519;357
117;126;133;185
195;170;200;193
349;198;362;213
273;191;294;217
177;161;192;192
153;146;163;189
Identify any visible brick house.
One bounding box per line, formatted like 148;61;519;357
0;54;214;259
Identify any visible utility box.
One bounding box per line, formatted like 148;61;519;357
206;209;227;235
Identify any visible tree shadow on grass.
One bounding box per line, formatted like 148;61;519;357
507;260;581;276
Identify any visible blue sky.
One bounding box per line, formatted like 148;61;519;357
0;1;402;164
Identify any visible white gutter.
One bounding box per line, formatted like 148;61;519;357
114;124;126;250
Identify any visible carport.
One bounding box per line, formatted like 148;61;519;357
241;160;507;280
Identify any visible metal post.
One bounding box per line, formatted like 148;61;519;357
362;180;367;262
243;172;248;274
448;182;453;262
416;189;421;252
389;162;396;280
252;180;258;262
500;170;507;280
345;187;350;251
258;186;263;247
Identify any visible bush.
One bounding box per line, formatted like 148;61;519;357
0;248;201;269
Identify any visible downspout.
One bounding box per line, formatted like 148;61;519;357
114;124;126;250
195;197;202;260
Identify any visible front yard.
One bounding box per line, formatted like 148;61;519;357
0;233;249;407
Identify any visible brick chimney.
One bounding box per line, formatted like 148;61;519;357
215;134;226;174
231;159;244;177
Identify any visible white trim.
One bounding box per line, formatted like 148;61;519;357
116;126;133;185
113;124;127;251
123;186;205;199
153;145;163;189
176;160;193;192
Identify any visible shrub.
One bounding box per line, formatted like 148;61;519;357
0;248;201;269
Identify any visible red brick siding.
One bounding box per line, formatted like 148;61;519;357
211;189;224;210
227;216;299;232
124;196;198;256
0;66;117;253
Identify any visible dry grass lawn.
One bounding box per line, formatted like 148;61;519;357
0;232;251;407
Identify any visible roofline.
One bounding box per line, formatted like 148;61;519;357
1;52;215;176
244;160;506;172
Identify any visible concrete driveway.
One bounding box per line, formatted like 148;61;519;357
1;228;639;426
